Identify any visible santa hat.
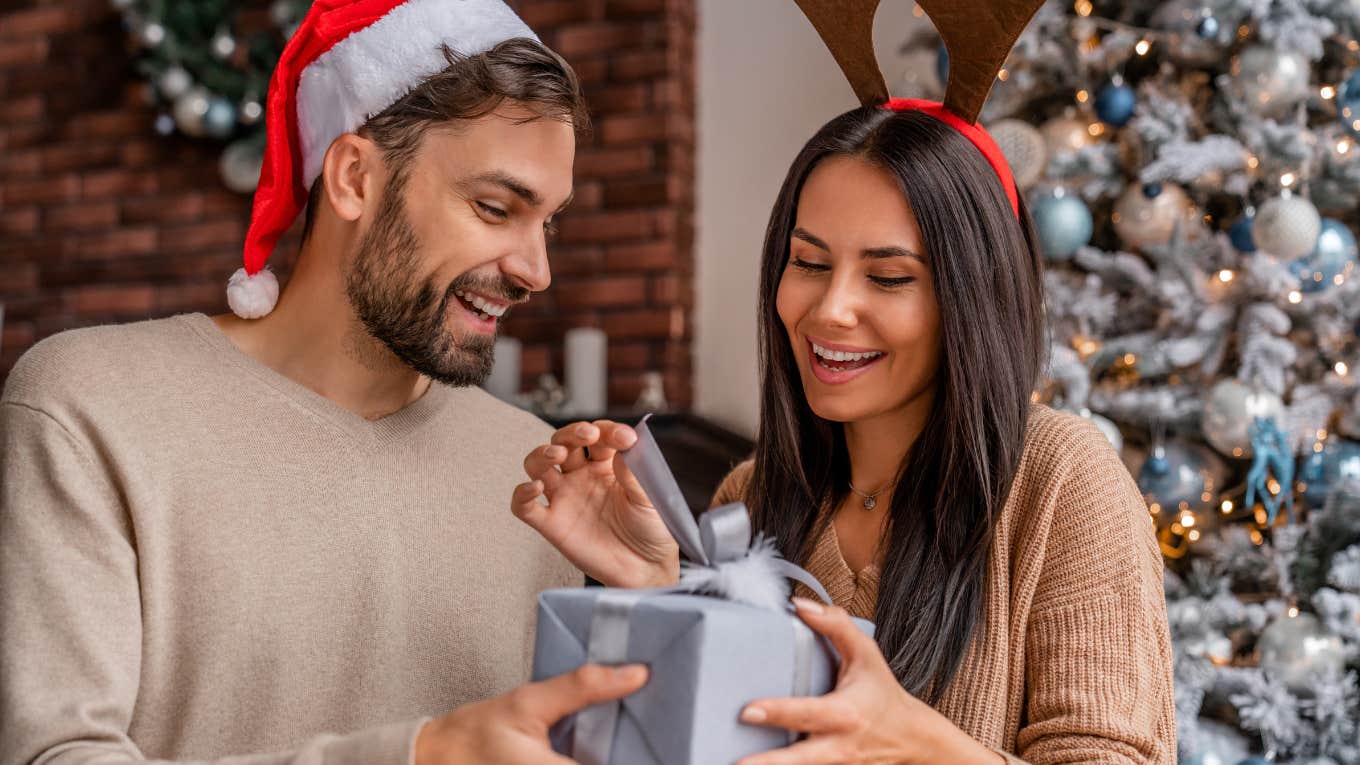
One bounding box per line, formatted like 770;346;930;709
228;0;539;319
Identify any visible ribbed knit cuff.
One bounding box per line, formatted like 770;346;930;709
994;747;1028;765
323;717;429;765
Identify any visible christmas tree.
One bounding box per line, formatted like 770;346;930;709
899;1;1360;761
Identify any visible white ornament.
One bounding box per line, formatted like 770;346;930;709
157;65;192;99
1113;183;1191;250
227;268;280;319
1201;380;1285;458
140;21;166;47
1258;612;1347;693
987;119;1047;190
172;87;211;138
1253;195;1321;259
1039;114;1092;157
219;140;264;194
211;31;237;60
1232;45;1310;117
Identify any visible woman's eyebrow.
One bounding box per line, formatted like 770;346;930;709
791;227;830;250
864;245;926;263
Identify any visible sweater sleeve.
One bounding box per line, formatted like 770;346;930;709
0;401;424;765
1009;418;1176;765
709;459;755;509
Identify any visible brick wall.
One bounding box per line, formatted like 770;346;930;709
0;0;696;410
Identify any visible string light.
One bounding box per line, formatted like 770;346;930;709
1339;138;1352;155
1188;529;1201;542
1247;155;1260;169
1123;353;1136;365
1250;529;1264;545
1088;122;1106;136
1233;447;1244;457
1288;605;1300;618
1281;171;1296;187
1335;274;1346;286
998;68;1010;82
1217;269;1234;283
1321;85;1337;100
1350;39;1360;51
1267;479;1281;495
912;3;924;16
1135;39;1151;56
1337;361;1349;376
1180;512;1196;528
1288;290;1303;304
1221;499;1234;513
1074;0;1093;16
1076;89;1090;103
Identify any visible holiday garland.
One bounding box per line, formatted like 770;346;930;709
111;0;311;192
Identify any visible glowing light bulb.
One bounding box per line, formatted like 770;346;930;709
1322;85;1337;100
1288;290;1302;304
1221;500;1234;513
1188;529;1201;542
1218;269;1234;283
1135;39;1151;56
1281;172;1296;187
1337;361;1349;376
1076;89;1090;103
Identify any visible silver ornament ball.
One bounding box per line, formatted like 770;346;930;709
1201;380;1285;458
211;31;237;61
172;87;211;138
139;21;166;47
1113;183;1190;250
1039;114;1092;158
1258;612;1347;693
1232;45;1310;117
202;97;237;139
157;65;192;100
1253;194;1320;259
987;119;1047;190
219;140;264;194
240;99;263;126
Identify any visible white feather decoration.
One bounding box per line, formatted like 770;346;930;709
678;535;791;612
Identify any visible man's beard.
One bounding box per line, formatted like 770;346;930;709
345;176;528;387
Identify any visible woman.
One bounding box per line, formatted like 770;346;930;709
512;105;1174;764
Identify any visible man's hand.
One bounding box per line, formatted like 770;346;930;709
513;420;679;588
415;663;648;765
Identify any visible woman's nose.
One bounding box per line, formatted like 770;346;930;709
811;272;860;329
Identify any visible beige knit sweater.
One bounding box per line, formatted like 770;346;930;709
710;405;1176;764
0;314;580;765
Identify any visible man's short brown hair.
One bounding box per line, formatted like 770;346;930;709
300;38;588;240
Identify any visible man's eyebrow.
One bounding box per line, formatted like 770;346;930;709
464;170;542;207
791;227;830;251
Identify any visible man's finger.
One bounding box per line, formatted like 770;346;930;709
735;735;855;765
791;598;875;666
738;694;859;735
612;452;653;508
522;445;565;492
514;663;649;726
510;480;548;527
582;420;637;463
549;422;600;471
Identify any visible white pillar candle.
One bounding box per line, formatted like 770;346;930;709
565;327;607;416
485;336;522;401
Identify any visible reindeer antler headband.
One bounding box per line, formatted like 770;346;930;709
793;0;1045;216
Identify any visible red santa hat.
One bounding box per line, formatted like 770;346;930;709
228;0;539;319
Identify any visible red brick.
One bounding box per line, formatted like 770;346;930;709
0;94;42;122
554;22;655;58
609;50;668;80
42;143;119;173
66;227;157;259
65;284;156;315
2;174;80;205
519;344;552;378
599;114;668;144
161;220;244;251
0;38;48;68
119;139;161;167
1;148;40;176
553;275;647;310
545;246;604;276
604;0;666;16
0;7;80;38
66;111;150;140
575;146;654;177
122;193;207;224
45;202;118;231
515;1;593;29
0;123;45;151
602;178;676;208
0;262;37;293
608;341;651;370
602;307;685;339
649;273;691;305
153;282;225;313
0;207;38;236
556;209;653;244
1;322;35;357
603;241;676;270
82;168;157;198
583;83;650;112
567;57;609;85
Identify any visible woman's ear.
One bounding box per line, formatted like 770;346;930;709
320;133;379;223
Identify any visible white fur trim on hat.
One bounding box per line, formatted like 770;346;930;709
227;267;281;319
296;0;538;188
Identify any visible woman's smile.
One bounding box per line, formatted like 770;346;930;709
805;335;887;385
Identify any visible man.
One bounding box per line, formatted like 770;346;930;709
0;1;645;763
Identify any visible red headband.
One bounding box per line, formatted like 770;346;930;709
883;98;1020;217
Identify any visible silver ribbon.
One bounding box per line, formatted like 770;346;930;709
569;416;838;762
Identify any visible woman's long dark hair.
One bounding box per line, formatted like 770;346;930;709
748;107;1046;702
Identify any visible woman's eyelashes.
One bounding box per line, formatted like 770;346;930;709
789;257;916;289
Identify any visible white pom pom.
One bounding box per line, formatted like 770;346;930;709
680;536;791;612
227;267;279;319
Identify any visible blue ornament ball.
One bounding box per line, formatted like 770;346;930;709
1300;438;1360;508
1030;190;1093;261
936;44;949;89
1288;217;1357;292
1229;214;1256;253
1196;15;1220;40
1142;181;1163;198
203;97;237;139
1339;69;1360;138
1234;759;1271;765
1138;440;1219;518
1095;82;1137;127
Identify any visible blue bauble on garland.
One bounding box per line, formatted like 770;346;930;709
1030;189;1093;261
1095;81;1137;127
1300;437;1360;508
1288;217;1357;292
1229;214;1256;253
1339;69;1360;138
1234;759;1271;765
202;97;237;140
1196;14;1220;40
936;44;949;89
1138;440;1219;517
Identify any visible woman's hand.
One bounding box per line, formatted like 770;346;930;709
736;599;1004;765
512;420;679;589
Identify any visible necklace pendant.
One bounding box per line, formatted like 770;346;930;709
863;496;877;510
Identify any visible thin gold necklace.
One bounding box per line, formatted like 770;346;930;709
847;481;890;510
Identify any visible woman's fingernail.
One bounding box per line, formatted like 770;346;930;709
740;705;767;723
791;597;825;614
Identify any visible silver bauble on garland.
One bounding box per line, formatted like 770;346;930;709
1201;380;1285;458
1253;194;1321;259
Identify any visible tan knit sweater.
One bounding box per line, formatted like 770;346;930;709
711;406;1176;764
0;314;580;765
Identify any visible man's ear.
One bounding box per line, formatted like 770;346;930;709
321;133;380;223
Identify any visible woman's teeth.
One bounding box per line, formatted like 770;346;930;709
454;290;508;321
811;342;883;366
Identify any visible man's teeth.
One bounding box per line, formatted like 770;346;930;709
455;290;508;319
811;342;883;363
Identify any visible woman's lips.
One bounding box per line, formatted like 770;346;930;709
805;338;885;385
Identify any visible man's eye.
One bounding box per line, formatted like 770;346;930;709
476;201;509;219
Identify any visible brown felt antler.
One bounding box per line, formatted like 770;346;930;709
794;0;1046;124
